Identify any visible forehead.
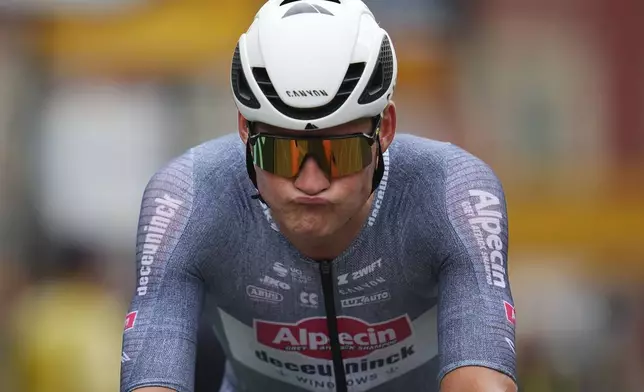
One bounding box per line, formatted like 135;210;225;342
254;118;372;137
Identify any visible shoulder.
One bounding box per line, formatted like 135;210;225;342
141;132;251;234
388;134;505;241
191;133;253;195
388;133;502;198
389;133;497;181
147;133;249;197
135;134;250;278
191;132;246;170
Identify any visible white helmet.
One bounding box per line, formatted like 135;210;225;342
231;0;397;130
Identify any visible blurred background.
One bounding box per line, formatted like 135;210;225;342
0;0;643;391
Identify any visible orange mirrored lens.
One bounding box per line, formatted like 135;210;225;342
252;135;373;178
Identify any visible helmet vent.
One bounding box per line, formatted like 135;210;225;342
281;0;340;4
337;63;366;96
358;35;394;105
252;68;279;99
252;62;365;120
232;44;260;109
283;3;334;18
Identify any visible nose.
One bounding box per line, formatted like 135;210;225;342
293;157;330;195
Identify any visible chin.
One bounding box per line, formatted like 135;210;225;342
280;212;336;238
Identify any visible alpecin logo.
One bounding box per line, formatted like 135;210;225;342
255;315;412;360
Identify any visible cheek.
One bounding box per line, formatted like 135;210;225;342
256;170;290;198
333;167;373;195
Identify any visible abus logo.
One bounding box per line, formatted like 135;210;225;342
464;190;507;289
247;285;283;303
259;275;291;290
341;290;390;308
255;315;412;360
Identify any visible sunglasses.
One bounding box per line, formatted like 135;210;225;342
248;116;381;179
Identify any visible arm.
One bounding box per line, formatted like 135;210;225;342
121;152;204;392
441;367;517;392
435;145;518;391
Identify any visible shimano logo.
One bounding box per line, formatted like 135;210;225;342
272;262;312;283
273;262;289;278
137;194;184;296
285;90;328;98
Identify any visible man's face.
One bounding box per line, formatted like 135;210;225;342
252;118;378;238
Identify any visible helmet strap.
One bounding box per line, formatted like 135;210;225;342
245;137;268;204
371;137;385;194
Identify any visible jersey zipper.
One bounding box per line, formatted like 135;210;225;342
320;260;348;392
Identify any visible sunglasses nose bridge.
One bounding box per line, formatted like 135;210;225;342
296;153;331;179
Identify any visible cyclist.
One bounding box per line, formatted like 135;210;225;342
120;0;518;391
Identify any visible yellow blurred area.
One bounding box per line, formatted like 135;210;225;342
506;166;644;265
30;0;448;86
8;280;123;392
33;0;257;75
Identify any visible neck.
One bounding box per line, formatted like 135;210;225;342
286;194;374;261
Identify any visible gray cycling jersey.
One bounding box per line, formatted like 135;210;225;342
120;133;517;392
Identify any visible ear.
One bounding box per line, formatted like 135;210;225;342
238;111;249;143
379;102;397;153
